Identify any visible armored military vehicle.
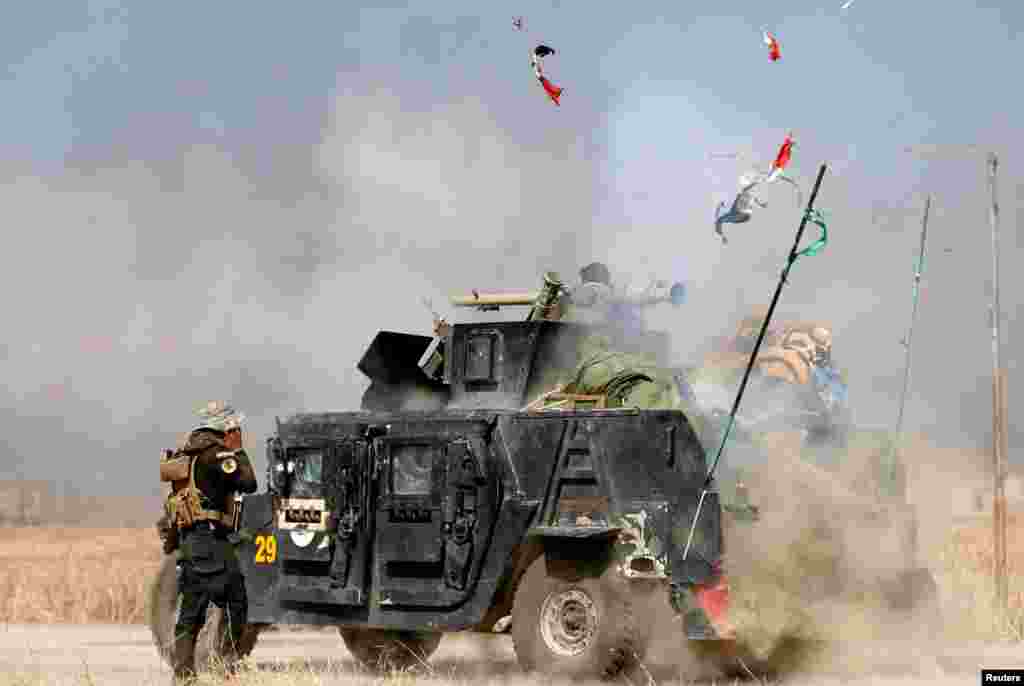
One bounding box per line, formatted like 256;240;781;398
149;269;736;680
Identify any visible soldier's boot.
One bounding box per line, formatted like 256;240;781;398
171;631;198;684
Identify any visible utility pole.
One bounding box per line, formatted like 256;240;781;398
905;146;1009;610
892;195;931;503
987;152;1008;610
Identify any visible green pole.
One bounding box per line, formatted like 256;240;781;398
888;194;931;501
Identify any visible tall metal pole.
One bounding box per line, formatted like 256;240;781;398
892;194;931;503
987;152;1008;610
682;163;829;562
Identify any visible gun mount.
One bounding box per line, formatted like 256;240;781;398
450;271;687;319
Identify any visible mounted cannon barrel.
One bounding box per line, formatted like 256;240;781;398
449;271;686;321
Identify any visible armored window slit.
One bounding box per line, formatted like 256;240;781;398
386;560;444;579
464;334;497;381
283;560;331;577
665;425;677;468
464;379;499;392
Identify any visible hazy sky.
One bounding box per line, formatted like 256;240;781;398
1;1;1021;495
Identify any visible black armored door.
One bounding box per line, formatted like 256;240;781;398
324;438;371;605
371;433;495;609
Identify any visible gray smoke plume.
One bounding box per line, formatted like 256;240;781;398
1;6;1021;512
0;78;598;497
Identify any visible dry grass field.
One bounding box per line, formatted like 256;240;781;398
0;518;1020;631
939;512;1024;641
0;526;162;624
0;517;1020;685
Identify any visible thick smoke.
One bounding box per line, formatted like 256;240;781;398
0;78;597;496
1;8;1021;518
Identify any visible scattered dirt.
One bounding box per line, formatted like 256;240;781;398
0;624;1021;686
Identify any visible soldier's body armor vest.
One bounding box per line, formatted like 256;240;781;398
159;445;238;531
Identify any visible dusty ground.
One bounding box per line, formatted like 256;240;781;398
0;462;1020;686
1;624;1022;686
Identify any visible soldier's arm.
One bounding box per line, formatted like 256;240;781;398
232;448;259;494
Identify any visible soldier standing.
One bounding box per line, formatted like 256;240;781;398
161;401;258;682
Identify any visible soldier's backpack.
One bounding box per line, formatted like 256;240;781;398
159;440;236;532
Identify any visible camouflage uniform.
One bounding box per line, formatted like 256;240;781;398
527;262;699;415
566;334;686;409
169;403;257;682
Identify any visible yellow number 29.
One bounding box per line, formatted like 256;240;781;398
254;534;277;564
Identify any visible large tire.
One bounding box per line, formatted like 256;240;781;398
339;627;443;672
145;555;265;669
146;556;180;664
511;555;638;681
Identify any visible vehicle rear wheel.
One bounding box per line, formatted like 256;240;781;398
145;555;265;669
511;554;638;680
339;627;442;672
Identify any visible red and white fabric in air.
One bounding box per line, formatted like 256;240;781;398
763;30;781;62
531;45;563;106
772;133;794;172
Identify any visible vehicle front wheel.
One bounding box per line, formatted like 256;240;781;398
511;554;639;680
339;627;442;672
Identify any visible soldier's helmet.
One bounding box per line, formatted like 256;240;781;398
194;400;245;433
579;262;612;287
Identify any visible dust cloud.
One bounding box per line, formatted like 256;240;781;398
0;77;598;497
0;12;1021;519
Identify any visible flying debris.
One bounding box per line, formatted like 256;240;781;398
534;44;555;60
707;134;802;242
754;133;804;203
714;174;768;245
513;16;523;30
768;132;795;178
774;174;803;205
840;0;855;9
531;44;564;106
763;30;781;61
